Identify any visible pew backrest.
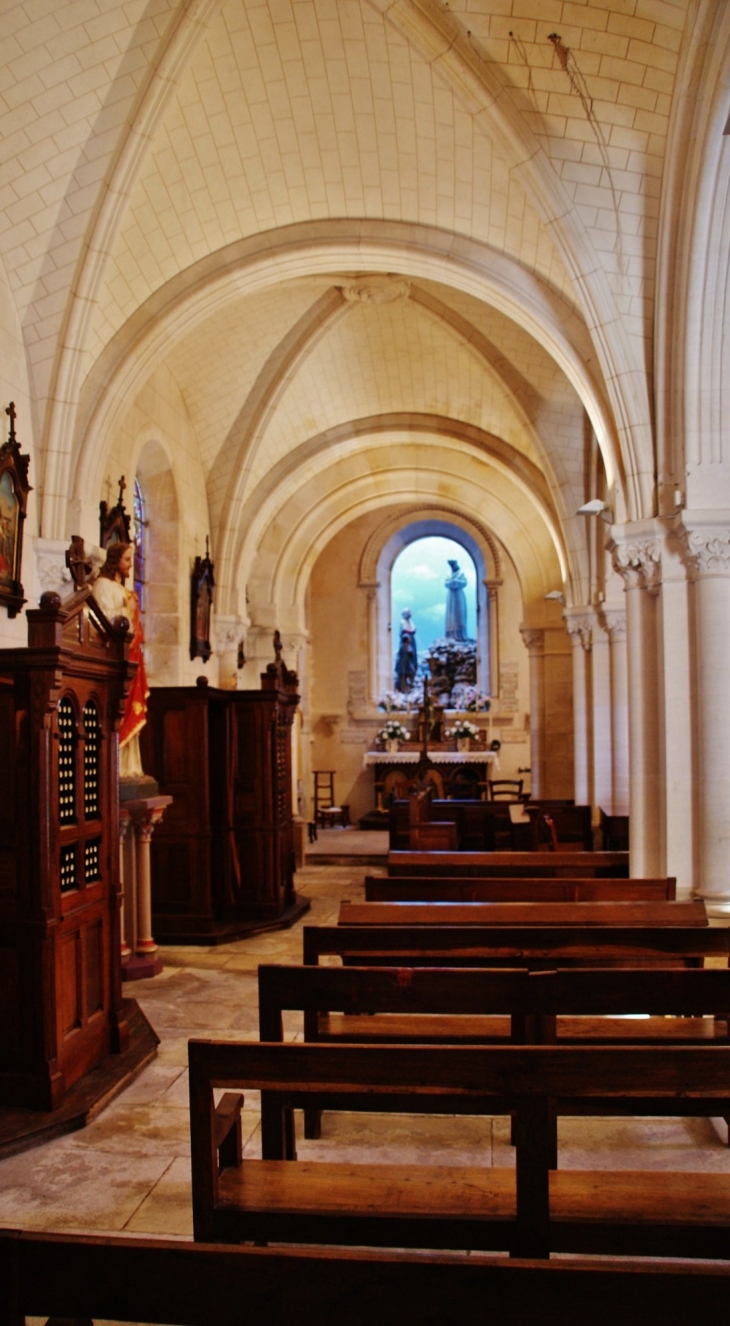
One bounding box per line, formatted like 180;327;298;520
388;850;631;878
258;962;730;1042
365;875;677;902
339;901;706;928
303;923;730;967
4;1228;729;1326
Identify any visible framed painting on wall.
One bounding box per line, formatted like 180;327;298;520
190;537;215;662
0;402;31;618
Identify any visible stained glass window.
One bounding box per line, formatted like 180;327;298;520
133;477;146;613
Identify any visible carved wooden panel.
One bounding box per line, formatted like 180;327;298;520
0;587;127;1109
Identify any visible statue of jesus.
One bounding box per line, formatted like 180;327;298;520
444;559;468;640
92;541;149;779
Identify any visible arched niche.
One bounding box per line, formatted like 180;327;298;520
359;507;504;701
135;438;180;683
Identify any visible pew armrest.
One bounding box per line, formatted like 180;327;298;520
215;1092;243;1172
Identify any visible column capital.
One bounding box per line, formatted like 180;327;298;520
674;513;730;581
602;608;627;641
563;607;594;652
213;613;245;654
519;626;544;654
608;529;662;594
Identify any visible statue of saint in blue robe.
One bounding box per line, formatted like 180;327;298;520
444;559;468;640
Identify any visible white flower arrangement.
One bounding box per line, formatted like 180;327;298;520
461;687;491;712
377;718;410;743
445;718;480;741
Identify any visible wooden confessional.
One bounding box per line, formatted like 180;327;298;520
0;588;134;1111
139;641;309;944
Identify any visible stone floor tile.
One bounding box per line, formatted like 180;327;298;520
0;1138;173;1232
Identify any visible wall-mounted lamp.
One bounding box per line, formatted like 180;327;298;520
544;590;565;605
577;498;612;523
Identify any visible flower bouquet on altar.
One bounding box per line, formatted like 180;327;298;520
377;718;410;752
445;717;480;752
460;687;491;712
377;690;409;712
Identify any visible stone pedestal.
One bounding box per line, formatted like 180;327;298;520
120;795;172;980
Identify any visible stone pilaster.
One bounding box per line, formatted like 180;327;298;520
676;515;730;913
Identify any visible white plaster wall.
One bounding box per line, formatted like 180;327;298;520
100;365;220;686
0;259;38;648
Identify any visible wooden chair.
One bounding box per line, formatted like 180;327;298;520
488;778;524;801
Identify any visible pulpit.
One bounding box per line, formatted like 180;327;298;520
140;655;310;943
0;589;132;1110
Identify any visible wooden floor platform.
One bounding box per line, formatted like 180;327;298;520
0;998;159;1161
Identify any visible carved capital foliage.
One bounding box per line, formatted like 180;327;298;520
610;538;662;594
564;611;594;652
677;523;730;581
519;628;544;653
602;610;627;641
213;615;242;653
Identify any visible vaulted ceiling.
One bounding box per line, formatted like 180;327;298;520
0;0;705;615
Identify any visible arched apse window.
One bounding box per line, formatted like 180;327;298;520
360;513;501;704
390;535;478;693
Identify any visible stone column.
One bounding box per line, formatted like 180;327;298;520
124;796;172;979
487;584;500;698
678;518;730;914
610;534;663;876
362;583;380;699
590;613;612;820
119;810;133;962
564;610;593;808
520;628;545;798
603;610;629;815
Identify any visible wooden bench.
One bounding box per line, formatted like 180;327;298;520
389;850;630;878
366;875;677;902
2;1228;729;1326
259;963;730;1141
304;923;730;970
339;901;707;928
189;1040;730;1260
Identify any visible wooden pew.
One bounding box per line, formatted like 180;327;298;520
389;851;630;878
189;1039;730;1260
303;923;730;970
339;901;707;928
260;962;730;1049
366;875;677;902
259;963;730;1140
2;1228;730;1326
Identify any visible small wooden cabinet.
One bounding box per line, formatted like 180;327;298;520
140;678;309;943
0;589;131;1110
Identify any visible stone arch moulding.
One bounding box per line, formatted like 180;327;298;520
66;222;626;542
361;506;503;701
